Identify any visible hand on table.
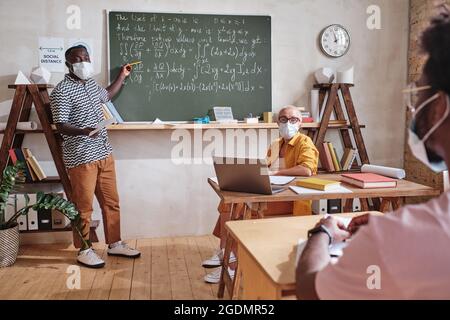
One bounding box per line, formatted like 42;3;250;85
316;216;351;243
347;214;370;235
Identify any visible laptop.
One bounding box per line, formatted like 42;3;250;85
212;156;286;195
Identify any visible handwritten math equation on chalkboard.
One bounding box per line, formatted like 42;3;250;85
109;12;271;121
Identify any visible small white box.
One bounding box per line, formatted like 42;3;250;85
244;117;259;124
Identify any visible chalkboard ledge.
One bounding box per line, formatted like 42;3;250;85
105;121;365;130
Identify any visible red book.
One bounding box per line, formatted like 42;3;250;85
319;142;333;172
8;149;17;164
341;173;397;189
302;117;314;123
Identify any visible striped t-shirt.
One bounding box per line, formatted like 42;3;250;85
50;74;113;169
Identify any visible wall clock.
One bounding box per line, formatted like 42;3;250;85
319;24;351;58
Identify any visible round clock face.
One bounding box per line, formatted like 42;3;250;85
320;24;351;58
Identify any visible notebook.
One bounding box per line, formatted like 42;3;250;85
341;173;397;189
296;177;341;191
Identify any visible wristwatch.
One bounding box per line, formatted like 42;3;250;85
308;224;333;245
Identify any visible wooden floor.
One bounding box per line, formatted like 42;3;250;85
0;235;222;300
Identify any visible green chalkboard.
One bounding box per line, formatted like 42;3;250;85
108;11;271;121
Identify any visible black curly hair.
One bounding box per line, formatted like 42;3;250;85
65;45;88;59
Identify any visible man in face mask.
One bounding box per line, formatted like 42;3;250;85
265;105;320;216
202;105;319;284
296;10;450;300
50;45;141;268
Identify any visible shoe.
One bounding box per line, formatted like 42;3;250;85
204;267;235;284
77;248;105;268
202;249;237;268
107;241;141;258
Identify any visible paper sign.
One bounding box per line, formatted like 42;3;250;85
39;37;65;72
89;118;116;137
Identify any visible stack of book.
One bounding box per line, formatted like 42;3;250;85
101;101;124;123
300;111;314;123
318;142;358;172
9;148;47;182
341;173;398;189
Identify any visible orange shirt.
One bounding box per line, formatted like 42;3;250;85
267;132;319;215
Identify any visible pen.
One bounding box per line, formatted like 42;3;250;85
127;61;142;66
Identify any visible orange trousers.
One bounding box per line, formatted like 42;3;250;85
68;154;121;246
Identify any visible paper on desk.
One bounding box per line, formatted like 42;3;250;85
89;118;116;136
324;214;352;229
269;176;295;185
296;238;350;264
289;185;353;195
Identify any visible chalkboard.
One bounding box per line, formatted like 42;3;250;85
108;11;271;121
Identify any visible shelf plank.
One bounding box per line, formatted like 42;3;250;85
0;121;366;133
8;84;54;89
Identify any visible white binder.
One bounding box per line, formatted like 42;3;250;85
16;194;28;231
27;194;38;230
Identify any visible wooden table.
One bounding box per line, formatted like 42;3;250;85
226;212;382;300
208;174;440;298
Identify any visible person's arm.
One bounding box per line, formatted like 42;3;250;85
273;136;318;177
296;217;351;300
55;123;97;137
273;165;312;177
296;232;330;300
105;65;131;100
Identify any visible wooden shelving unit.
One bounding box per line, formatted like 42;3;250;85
312;83;381;211
0;84;100;245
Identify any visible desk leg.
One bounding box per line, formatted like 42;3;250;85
231;263;241;300
344;199;353;212
218;203;246;299
390;197;401;211
360;198;370;211
380;197;401;213
380;198;391;213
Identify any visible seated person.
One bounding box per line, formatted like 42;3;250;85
296;13;450;299
203;105;319;284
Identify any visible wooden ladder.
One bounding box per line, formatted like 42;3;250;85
0;84;98;246
313;83;379;212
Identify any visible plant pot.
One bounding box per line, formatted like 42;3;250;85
0;223;19;268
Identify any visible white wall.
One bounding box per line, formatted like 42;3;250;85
0;0;409;242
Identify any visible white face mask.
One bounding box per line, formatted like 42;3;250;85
407;94;450;173
70;61;94;80
279;122;299;140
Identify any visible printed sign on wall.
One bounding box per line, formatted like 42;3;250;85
38;37;65;72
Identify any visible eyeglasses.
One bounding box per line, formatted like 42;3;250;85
278;116;301;124
402;82;434;113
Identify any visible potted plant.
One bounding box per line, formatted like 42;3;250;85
0;161;87;267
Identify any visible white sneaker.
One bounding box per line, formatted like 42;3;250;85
204;267;235;284
77;248;105;268
107;241;141;258
202;249;237;268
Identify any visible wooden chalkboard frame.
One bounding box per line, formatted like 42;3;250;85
106;10;272;122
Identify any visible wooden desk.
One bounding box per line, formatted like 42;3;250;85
225;212;382;300
209;174;440;298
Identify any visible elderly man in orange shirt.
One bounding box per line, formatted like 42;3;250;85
203;105;319;283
